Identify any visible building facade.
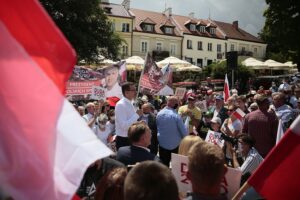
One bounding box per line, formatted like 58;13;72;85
101;0;266;66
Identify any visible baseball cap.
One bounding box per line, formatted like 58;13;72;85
188;93;196;100
106;96;120;107
215;95;224;101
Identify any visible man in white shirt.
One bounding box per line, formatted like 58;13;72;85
83;102;97;128
104;65;123;98
115;82;142;149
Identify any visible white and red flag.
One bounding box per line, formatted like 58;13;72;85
0;0;111;200
232;108;246;120
223;74;230;102
248;115;300;199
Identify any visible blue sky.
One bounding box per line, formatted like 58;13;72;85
109;0;268;36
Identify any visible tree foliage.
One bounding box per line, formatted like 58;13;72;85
259;0;300;68
40;0;123;63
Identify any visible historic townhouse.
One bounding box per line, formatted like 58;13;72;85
101;0;266;66
213;20;267;59
170;11;227;67
129;8;183;61
100;0;134;59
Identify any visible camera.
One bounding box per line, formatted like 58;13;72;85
220;132;238;146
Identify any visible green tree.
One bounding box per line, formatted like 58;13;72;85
259;0;300;69
40;0;123;63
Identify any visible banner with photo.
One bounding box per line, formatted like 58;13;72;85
66;61;126;100
138;53;173;95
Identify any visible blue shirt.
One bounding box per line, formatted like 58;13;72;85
157;107;188;150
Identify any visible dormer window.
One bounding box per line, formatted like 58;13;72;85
210;27;216;34
143;24;154;32
190;24;196;31
165;27;173;34
199;26;205;33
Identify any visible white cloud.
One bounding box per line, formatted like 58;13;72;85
109;0;268;36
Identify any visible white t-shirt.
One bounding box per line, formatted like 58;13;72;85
93;125;111;145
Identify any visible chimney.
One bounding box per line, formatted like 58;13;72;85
189;12;195;19
122;0;130;10
163;7;172;18
232;21;238;30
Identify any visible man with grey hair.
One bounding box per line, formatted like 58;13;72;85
271;92;293;131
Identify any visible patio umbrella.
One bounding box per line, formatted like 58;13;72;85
125;56;145;71
157;56;191;69
242;57;268;69
176;65;202;72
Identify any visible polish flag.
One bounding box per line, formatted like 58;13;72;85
0;1;111;200
248;115;300;199
223;74;230;102
232;108;246;120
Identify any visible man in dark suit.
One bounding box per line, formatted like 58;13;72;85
116;121;160;166
139;103;158;155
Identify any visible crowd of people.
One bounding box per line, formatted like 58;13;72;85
70;76;300;200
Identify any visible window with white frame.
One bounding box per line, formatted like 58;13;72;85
210;28;216;34
111;22;115;31
122;45;128;56
199;26;205;33
198;41;203;50
208;43;213;51
230;44;235;51
187;40;193;49
165;27;173;34
217;44;222;52
122;23;130;32
170;43;176;55
190;24;196;31
144;24;154;32
141;40;148;53
156;42;163;51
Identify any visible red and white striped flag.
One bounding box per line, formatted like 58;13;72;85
232;108;246;120
223;74;230;102
0;1;111;199
248;115;300;199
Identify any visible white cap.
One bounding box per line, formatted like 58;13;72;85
211;116;222;125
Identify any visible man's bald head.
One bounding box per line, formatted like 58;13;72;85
142;103;152;114
167;96;179;108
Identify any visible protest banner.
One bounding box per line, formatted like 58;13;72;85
205;130;225;148
138;53;164;95
171;153;241;199
91;86;106;101
66;80;101;96
174;87;186;99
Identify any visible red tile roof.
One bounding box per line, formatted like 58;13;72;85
100;3;132;18
213;20;264;43
141;17;156;25
130;8;181;36
172;15;225;39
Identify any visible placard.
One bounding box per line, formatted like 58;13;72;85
171;153;241;199
205;130;224;148
90;86;105;100
174;87;186;99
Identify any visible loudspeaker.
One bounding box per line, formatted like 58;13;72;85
226;51;238;70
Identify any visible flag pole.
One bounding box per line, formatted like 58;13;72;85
135;52;148;106
232;181;250;200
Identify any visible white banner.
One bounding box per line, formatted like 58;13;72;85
205;130;224;148
174;87;186;99
171;153;241;199
90;86;105;101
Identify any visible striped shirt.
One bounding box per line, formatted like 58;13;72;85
240;147;263;175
